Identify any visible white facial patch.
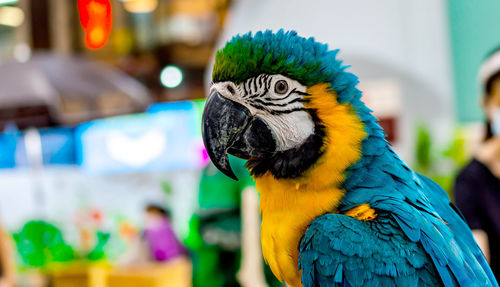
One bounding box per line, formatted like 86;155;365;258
211;74;315;151
259;111;314;150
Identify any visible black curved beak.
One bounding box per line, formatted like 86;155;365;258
202;91;277;180
202;91;251;180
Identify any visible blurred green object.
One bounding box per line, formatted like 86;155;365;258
443;129;468;168
13;221;75;269
188;155;282;287
184;216;203;250
415;124;432;171
191;244;241;287
188;156;250;287
161;181;173;195
13;220;112;269
86;231;110;261
198;155;253;210
413;124;469;198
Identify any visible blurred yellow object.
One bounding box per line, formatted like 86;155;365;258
112;28;134;55
0;6;24;27
89;27;106;46
170;0;214;17
108;257;192;287
50;261;110;287
50;257;192;287
122;0;158;13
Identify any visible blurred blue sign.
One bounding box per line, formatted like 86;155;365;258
0;101;208;171
147;101;195;113
40;127;76;165
0;127;75;168
0;132;17;168
76;102;207;173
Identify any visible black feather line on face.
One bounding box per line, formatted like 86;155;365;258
243;81;248;96
245;109;325;179
267;107;308;115
249;88;268;99
253;97;304;107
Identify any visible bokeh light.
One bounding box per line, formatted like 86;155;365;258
78;0;112;49
121;0;158;14
160;65;183;88
13;43;30;62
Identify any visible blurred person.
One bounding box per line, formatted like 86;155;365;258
454;46;500;280
118;204;186;265
143;204;186;262
0;220;15;287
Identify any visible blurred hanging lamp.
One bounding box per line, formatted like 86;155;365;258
78;0;112;49
121;0;158;14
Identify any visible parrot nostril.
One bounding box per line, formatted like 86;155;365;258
227;85;235;95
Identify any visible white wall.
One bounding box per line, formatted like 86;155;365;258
209;0;454;162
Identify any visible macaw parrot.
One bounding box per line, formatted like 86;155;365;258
201;30;498;287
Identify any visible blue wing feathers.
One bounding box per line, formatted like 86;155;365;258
418;174;497;286
299;141;498;286
299;214;441;287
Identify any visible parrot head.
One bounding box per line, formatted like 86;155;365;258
202;30;375;181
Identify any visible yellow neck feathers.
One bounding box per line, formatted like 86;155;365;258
255;83;367;286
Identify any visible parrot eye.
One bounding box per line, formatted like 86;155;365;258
274;80;288;94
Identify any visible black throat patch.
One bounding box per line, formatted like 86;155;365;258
245;109;326;179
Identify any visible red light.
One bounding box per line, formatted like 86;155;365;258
78;0;112;49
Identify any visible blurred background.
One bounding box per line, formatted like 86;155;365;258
0;0;496;286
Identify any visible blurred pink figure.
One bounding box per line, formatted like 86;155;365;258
143;204;186;262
